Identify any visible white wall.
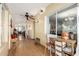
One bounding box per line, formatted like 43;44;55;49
0;4;2;47
26;21;35;39
8;14;12;49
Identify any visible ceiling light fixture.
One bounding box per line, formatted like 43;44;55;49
39;8;45;15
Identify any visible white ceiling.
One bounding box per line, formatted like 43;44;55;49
6;3;49;15
6;3;49;25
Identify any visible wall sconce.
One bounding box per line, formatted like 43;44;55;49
35;20;39;23
34;18;39;23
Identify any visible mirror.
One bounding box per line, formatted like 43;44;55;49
49;13;56;34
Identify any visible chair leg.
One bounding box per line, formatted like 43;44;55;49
44;47;46;56
49;46;52;56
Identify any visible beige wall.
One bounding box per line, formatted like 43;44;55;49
0;4;11;55
35;3;73;46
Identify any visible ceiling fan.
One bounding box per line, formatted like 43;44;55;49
20;12;39;23
25;12;35;21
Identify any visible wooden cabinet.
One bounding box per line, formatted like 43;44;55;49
48;37;76;56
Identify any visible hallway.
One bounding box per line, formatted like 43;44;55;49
0;3;79;56
8;35;45;56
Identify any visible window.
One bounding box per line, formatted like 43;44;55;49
57;4;77;34
48;4;77;37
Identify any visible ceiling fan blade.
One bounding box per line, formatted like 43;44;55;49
29;15;35;20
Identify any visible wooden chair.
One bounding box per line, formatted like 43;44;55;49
44;38;55;56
